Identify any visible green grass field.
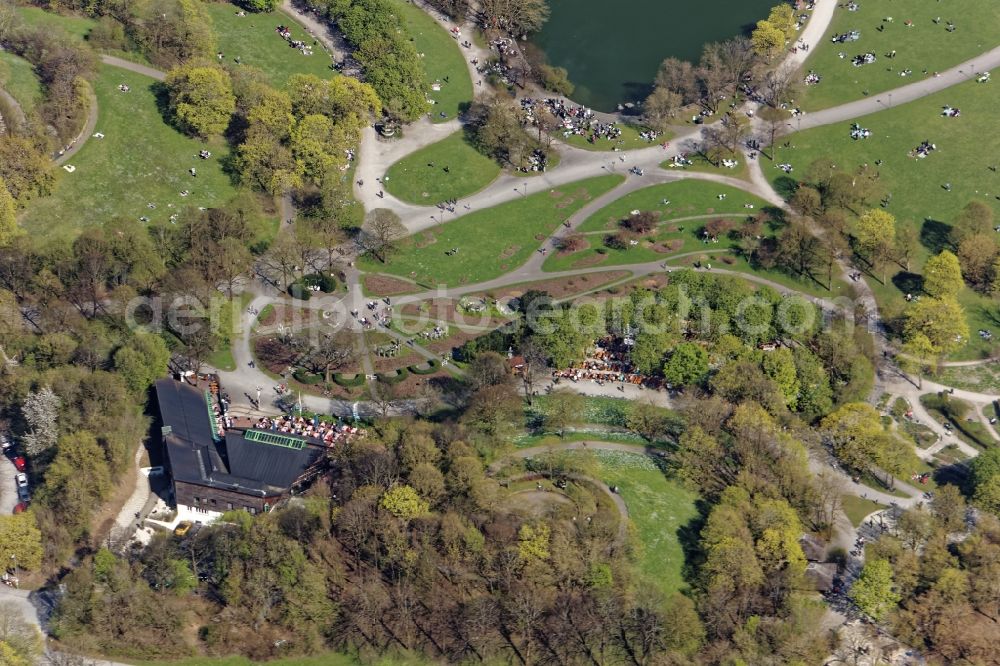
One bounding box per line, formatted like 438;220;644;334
542;180;769;271
575;180;771;234
798;0;1000;111
664;251;853;299
384;132;500;203
15;6;95;42
205;2;337;85
20;66;239;240
590;450;698;598
359;174;624;286
390;0;472;123
936;363;1000;393
770;71;1000;359
660;149;749;180
841;494;886;527
0;51;42;115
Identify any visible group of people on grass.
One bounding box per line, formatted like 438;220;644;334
520;97;661;147
276;24;314;55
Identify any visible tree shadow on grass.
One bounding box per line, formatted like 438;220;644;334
773;175;798;200
677;498;711;586
891;271;924;295
932;462;971;494
976;303;1000;328
920;218;953;253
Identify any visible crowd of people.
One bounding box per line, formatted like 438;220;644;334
276;24;314;56
519;97;661;146
909;140;937;159
251;414;365;445
550;337;663;389
831;29;861;43
850;123;872;139
851;52;877;66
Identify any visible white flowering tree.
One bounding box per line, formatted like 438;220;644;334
21;386;61;458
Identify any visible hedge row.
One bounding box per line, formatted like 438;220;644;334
293;369;323;385
376;368;408;384
408;359;440;375
334;373;366;387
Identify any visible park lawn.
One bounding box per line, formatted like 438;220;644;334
208;346;237;372
513;430;650;449
527;394;668;430
936;364;1000;393
663;251;853;300
797;0;1000;111
841;494;887;527
15;6;95;42
542;180;768;272
20;66;239;240
385;132;500;204
575;180;771;234
558;123;664;151
0;52;42;114
359;174;624;287
660;149;749;180
389;0;472;123
590;450;699;599
205;2;336;85
542;226;692;272
769;71;1000;359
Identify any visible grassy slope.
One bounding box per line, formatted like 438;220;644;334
0;51;42;114
15;6;95;42
205;2;337;85
390;0;473;122
769;70;1000;359
360;174;624;286
21;67;238;240
591;450;698;599
575;180;771;234
798;0;1000;111
385;131;500;203
841;494;886;527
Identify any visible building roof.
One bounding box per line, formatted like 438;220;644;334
155;378;217;446
156;379;322;498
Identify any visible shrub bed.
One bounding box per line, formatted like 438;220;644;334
376;368;409;384
334;373;366;387
408;359;440;375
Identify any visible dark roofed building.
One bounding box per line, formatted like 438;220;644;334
156;378;325;520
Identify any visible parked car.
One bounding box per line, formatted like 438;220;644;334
174;520;193;537
14;473;27;488
12;457;25;472
0;435;10;452
12;502;27;514
16;485;29;502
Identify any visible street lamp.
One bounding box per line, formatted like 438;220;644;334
523;181;528;197
9;554;16;589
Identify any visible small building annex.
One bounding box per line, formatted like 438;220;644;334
155;377;326;521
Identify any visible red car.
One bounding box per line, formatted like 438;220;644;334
13;502;27;514
12;457;25;472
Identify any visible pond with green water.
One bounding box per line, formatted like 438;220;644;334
531;0;775;111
